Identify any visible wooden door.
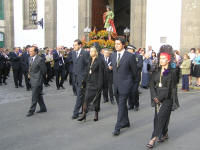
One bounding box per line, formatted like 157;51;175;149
92;0;108;31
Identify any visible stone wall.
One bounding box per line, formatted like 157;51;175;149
180;0;200;54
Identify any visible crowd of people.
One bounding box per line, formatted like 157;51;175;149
1;37;200;148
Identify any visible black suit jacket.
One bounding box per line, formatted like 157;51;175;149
21;52;30;72
84;57;103;90
0;53;6;69
102;56;113;85
30;55;47;87
111;50;137;95
9;52;22;70
53;50;65;70
72;49;89;85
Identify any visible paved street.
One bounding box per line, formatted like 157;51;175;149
0;75;200;150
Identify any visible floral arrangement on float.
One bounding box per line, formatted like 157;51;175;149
83;29;117;50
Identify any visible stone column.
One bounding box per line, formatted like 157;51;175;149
45;0;57;48
180;0;200;54
4;0;14;49
130;0;146;49
78;0;92;40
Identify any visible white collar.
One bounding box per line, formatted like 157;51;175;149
117;49;125;56
77;48;81;54
31;55;37;62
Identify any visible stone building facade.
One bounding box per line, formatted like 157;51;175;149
1;0;200;53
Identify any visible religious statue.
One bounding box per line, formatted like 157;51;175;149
103;5;117;33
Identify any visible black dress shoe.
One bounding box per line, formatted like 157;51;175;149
15;86;18;88
112;130;120;136
36;109;47;113
110;99;115;104
60;86;65;89
103;100;108;103
72;115;79;119
57;87;60;90
128;106;134;110
19;85;24;88
26;88;31;91
121;123;130;129
26;112;34;117
134;107;139;112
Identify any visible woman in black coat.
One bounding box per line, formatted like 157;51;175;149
78;47;103;122
147;45;179;148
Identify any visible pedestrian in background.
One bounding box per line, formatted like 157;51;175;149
180;54;191;91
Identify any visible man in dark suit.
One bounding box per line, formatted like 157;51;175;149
71;39;89;119
9;47;23;88
127;45;143;111
102;48;114;104
53;46;65;90
0;48;6;86
109;37;137;136
21;45;31;91
65;50;77;95
26;46;47;117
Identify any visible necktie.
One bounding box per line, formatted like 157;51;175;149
117;53;121;68
28;58;33;79
30;58;33;66
76;52;79;58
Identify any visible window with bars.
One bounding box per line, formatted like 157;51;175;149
23;0;37;29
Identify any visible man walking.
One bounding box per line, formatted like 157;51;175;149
26;46;47;117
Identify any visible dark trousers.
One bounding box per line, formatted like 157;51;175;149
46;63;52;83
23;71;31;89
115;91;130;130
55;66;65;88
182;74;189;90
0;68;6;83
13;69;22;86
29;86;46;113
103;81;114;101
73;75;84;116
128;82;139;108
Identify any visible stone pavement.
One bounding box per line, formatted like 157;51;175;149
0;76;200;150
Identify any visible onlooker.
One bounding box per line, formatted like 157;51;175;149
180;54;191;91
141;53;152;89
193;48;200;86
150;51;158;71
188;48;196;85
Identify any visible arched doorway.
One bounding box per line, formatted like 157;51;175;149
0;32;4;48
92;0;130;35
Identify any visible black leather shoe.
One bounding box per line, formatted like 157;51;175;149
112;130;120;136
60;86;65;89
121;123;130;129
19;85;24;88
36;109;47;113
134;107;139;112
26;112;34;117
26;88;30;91
72;115;79;119
57;87;60;90
103;100;108;103
110;99;115;104
15;85;18;88
128;106;134;110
